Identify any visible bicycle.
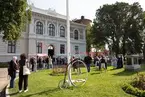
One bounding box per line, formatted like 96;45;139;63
58;58;88;89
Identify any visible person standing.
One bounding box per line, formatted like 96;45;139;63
8;56;18;88
18;53;29;93
111;56;117;69
84;53;92;72
100;56;107;70
94;56;100;69
117;55;123;69
49;56;53;69
45;56;49;69
30;57;35;71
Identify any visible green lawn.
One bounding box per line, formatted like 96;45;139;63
9;66;143;97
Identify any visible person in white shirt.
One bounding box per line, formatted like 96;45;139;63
49;56;53;69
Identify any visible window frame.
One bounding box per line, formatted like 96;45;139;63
36;42;42;53
60;26;65;37
60;44;65;54
74;30;79;40
7;41;16;53
36;21;43;35
75;46;79;54
49;23;55;36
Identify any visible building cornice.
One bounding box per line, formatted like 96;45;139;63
31;6;86;27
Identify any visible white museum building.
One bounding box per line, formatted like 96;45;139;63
0;6;87;62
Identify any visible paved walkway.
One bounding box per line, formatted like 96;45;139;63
0;68;9;92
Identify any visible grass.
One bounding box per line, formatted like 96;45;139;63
9;66;144;97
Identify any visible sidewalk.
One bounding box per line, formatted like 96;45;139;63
0;68;9;92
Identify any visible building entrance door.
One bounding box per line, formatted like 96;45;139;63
48;45;54;57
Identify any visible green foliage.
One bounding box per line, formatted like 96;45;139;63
86;25;92;52
0;0;31;41
122;83;145;97
131;73;145;90
0;62;8;68
122;73;145;96
92;2;145;55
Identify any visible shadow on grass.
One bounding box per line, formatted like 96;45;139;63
113;70;138;76
90;72;101;75
22;88;60;97
9;91;19;96
109;68;117;71
91;68;99;71
49;73;64;76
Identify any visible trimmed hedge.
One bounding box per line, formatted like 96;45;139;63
122;83;145;97
0;62;9;68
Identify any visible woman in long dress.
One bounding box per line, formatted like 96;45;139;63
111;56;117;68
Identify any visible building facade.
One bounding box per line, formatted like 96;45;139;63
0;6;86;62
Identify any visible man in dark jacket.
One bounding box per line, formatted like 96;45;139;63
84;54;92;72
30;57;35;71
8;56;18;88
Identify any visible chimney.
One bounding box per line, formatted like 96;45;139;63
81;16;84;20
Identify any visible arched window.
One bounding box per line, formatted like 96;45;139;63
60;26;65;37
36;21;43;34
49;24;55;36
74;30;79;40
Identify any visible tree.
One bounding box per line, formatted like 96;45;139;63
92;2;145;56
143;12;145;61
0;0;31;41
86;25;92;52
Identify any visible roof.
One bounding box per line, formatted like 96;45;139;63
72;16;92;25
31;6;86;27
31;6;66;20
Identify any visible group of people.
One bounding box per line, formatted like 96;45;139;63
111;55;123;69
28;55;54;71
93;56;108;70
71;54;108;73
7;54;68;93
84;54;124;72
30;56;68;70
8;53;29;93
7;52;124;93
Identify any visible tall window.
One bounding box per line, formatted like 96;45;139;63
74;30;79;40
60;44;65;54
60;26;65;37
8;41;16;53
70;33;73;38
80;31;84;39
75;46;79;54
37;42;42;53
36;21;43;34
49;24;55;36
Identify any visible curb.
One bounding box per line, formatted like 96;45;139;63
6;74;19;97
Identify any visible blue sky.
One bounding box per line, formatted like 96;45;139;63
29;0;145;21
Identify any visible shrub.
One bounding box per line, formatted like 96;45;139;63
131;73;145;90
0;62;9;68
122;73;145;97
122;83;144;96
